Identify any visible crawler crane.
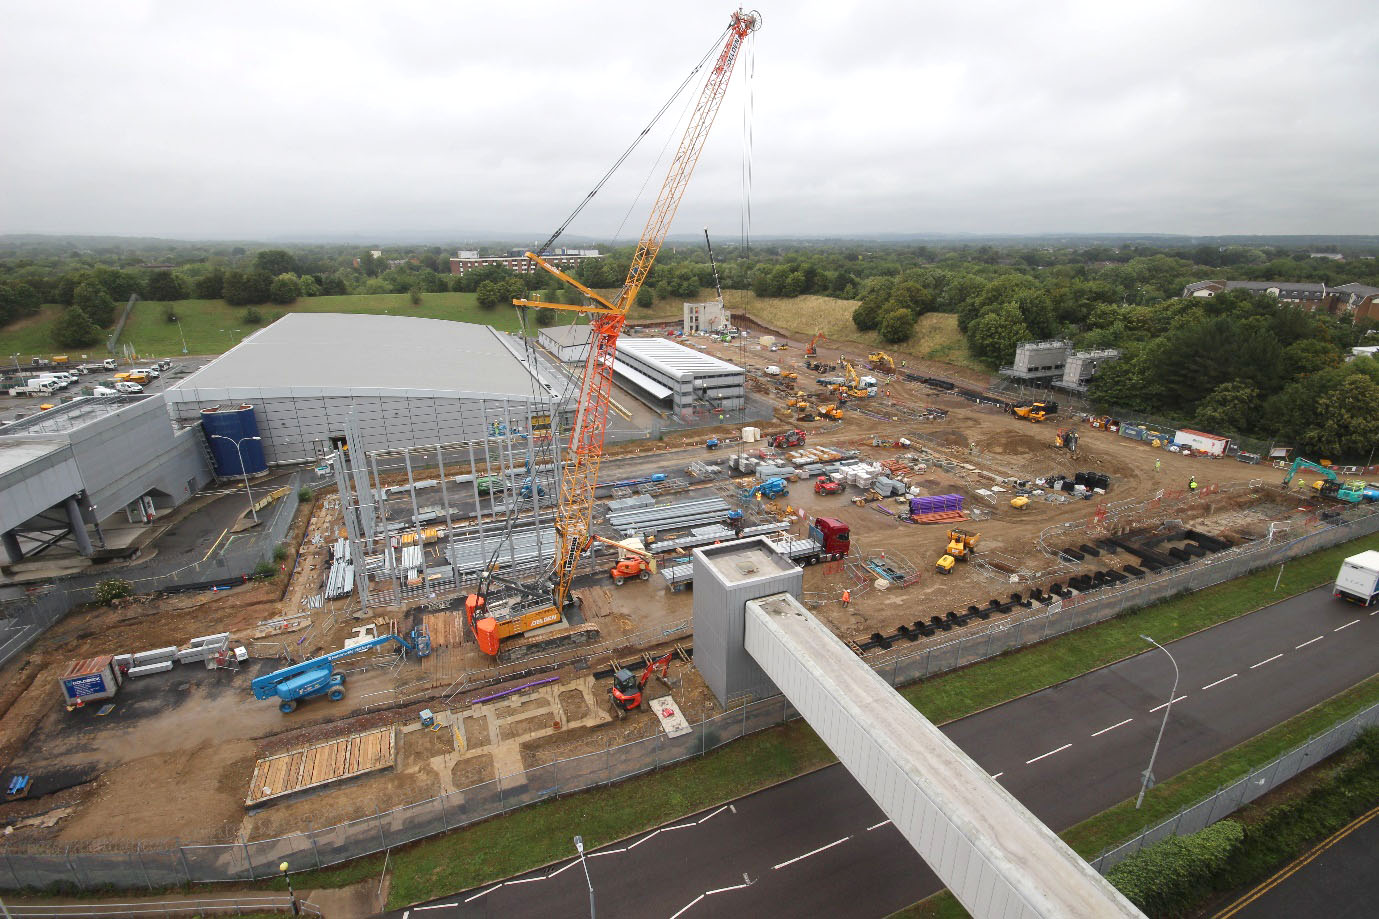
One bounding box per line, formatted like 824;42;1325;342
466;9;762;657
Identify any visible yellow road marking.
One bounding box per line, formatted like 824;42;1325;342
1214;800;1379;918
199;527;229;564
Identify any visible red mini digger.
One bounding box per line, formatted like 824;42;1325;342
609;652;673;715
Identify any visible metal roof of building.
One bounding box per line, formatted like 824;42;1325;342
165;313;564;403
0;395;150;436
539;324;594;348
615;337;742;381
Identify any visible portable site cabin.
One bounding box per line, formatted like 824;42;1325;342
59;655;123;706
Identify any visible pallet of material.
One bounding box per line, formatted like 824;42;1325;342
246;726;397;806
909;510;968;524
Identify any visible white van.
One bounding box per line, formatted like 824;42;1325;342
764;365;781;375
92;385;118;396
132;367;160;379
114;381;144;394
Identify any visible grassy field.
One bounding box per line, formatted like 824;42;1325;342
718;289;982;371
0;291;501;361
2;287;982;374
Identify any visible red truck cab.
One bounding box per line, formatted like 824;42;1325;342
809;517;850;559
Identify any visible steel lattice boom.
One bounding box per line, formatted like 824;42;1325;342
518;9;760;616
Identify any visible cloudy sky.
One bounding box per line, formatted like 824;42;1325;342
2;0;1376;240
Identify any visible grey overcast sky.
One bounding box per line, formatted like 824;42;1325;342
2;0;1376;240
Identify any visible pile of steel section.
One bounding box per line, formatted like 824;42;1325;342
325;538;354;599
650;521;789;555
444;526;558;578
606;496;732;537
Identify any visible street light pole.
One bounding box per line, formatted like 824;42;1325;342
1136;634;1179;809
209;434;263;523
574;835;595;919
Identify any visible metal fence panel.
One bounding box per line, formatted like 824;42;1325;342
555;748;608;796
180;842;248;883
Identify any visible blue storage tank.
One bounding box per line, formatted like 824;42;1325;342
201;404;268;477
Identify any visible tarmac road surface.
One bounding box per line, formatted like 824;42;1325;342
1213;799;1379;919
389;584;1379;919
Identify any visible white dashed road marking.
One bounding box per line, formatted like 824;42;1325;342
867;819;892;831
1334;619;1360;632
1149;695;1187;713
1250;653;1284;669
1092;718;1133;737
773;836;852;871
1296;636;1324;649
1026;743;1072;765
1202;674;1237;690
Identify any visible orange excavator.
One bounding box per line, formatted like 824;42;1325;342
610;652;674;715
805;330;825;356
466;10;761;658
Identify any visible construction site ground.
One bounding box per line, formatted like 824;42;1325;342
0;331;1330;854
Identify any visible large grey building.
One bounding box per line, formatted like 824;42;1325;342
0;394;212;563
611;337;745;418
163;313;572;465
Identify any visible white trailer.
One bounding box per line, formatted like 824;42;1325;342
1334;551;1379;606
1172;428;1229;456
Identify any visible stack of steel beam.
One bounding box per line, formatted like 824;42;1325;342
606;496;732;536
445;526;558;577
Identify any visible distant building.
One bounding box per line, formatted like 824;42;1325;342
538;324;594;363
1182;280;1379;319
1002;340;1120;392
1310;253;1345;261
1000;340;1071;382
450;247;602;276
683;300;727;335
1350;346;1379;361
1057;349;1121;393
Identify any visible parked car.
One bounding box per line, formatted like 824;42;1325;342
114;381;144;394
156;359;172;371
91;385;117;396
132;367;160;379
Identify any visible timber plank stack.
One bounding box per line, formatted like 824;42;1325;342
246;725;397;805
424;610;465;648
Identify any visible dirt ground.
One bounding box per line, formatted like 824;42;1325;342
0;330;1325;853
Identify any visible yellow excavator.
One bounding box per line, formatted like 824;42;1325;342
868;351;895;373
818;403;843;420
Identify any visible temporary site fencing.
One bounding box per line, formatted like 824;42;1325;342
3;491;1377;891
0;475;301;672
1089;701;1379;873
